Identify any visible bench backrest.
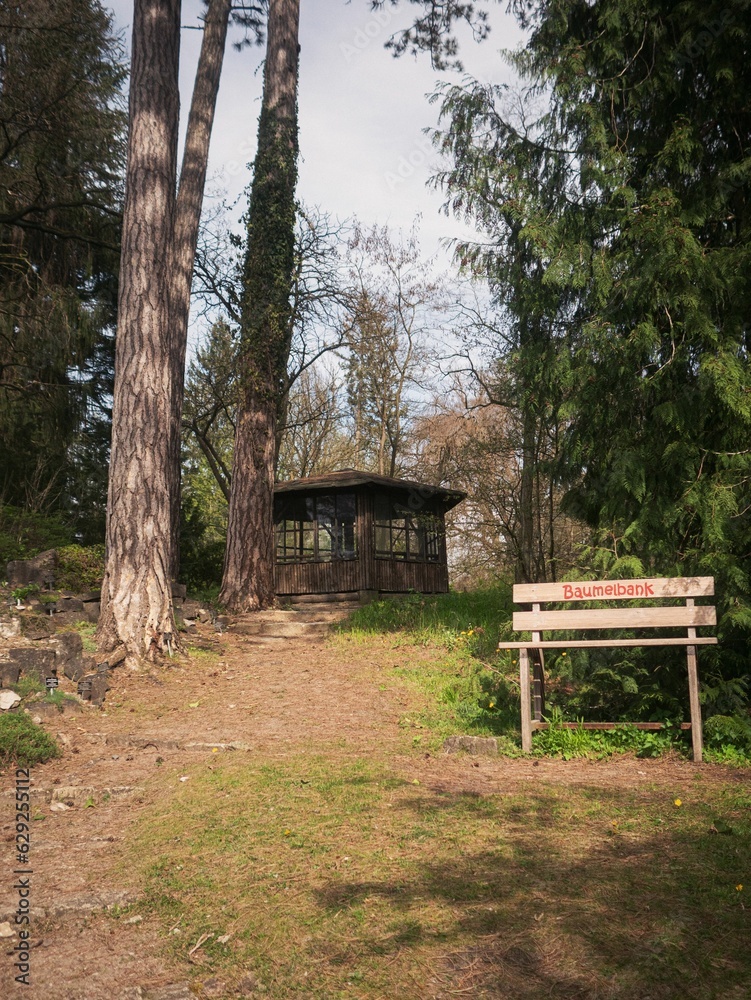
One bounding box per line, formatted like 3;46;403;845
512;576;716;632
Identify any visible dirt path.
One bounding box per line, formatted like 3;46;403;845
1;623;746;999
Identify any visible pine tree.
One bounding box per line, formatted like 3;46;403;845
0;0;125;521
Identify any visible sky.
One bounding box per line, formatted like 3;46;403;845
106;1;526;261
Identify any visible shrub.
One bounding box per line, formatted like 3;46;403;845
0;712;61;767
704;714;751;755
0;504;74;566
56;544;105;591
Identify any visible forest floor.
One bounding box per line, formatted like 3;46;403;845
1;618;749;1000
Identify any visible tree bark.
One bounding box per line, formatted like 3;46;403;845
168;0;232;580
98;0;181;657
220;0;300;611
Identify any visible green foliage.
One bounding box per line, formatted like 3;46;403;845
0;712;61;768
179;492;226;592
531;709;682;761
0;0;124;526
0;505;74;566
434;0;751;715
11;675;46;699
704;715;751;764
56;545;105;592
241;95;299;400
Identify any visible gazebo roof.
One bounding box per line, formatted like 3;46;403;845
274;469;466;511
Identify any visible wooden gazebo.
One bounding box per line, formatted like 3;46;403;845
273;469;465;599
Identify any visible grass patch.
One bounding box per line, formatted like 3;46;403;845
58;619;97;652
11;673;46;699
115;754;751;998
0;712;61;767
337;586;513;662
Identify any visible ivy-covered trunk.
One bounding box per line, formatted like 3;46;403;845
220;0;300;611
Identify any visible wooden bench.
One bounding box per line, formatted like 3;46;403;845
498;577;718;762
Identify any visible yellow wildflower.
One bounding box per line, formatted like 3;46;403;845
674;798;682;807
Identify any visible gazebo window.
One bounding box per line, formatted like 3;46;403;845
275;493;357;563
374;497;442;563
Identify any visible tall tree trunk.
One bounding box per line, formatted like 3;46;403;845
98;0;181;657
220;0;300;611
168;0;232;580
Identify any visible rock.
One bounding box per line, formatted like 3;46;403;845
443;735;499;756
0;662;21;687
49;610;90;628
0;616;21;639
6;549;57;588
148;986;195;1000
201;978;227;998
31;698;82;716
197;608;211;623
55;597;84;613
63;653;94;683
171;583;187;601
78;669;110;705
83;601;100;622
52;631;83;667
22;618;55;640
0;691;21;711
97;645;127;671
0;921;14;938
236;973;260;996
80;591;101;603
182;598;202;617
8;647;55;681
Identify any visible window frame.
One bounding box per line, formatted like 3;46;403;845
373;500;443;564
275;492;358;564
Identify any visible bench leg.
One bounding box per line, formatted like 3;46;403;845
687;644;703;763
520;648;533;753
532;649;546;722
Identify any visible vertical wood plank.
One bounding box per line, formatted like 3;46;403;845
531;604;544;722
520;648;532;753
686;599;703;763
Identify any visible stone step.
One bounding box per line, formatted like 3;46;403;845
284;591;357;603
0;889;140;923
253;607;354;622
233;620;332;638
1;784;145;804
289;603;358;618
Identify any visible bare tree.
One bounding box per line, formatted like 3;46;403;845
343;222;442;477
